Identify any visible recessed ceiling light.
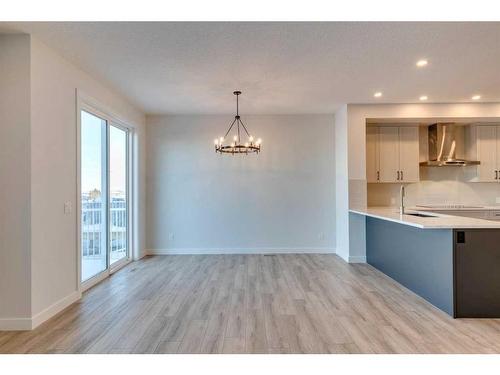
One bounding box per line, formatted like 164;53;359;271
419;95;428;101
374;92;382;98
416;59;428;67
472;95;481;100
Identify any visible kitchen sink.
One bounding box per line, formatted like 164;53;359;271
405;212;437;218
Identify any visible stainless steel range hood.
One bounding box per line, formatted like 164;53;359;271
420;123;480;167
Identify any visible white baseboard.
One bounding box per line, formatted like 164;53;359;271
31;290;82;330
335;252;367;264
348;255;367;263
147;247;335;255
0;291;82;331
0;317;33;331
133;250;148;261
336;252;348;263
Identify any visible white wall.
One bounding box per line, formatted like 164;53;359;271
0;35;32;323
29;38;147;318
334;106;349;261
0;34;147;329
334;105;367;263
146;114;335;254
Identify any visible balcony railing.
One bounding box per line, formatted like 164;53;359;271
81;198;127;259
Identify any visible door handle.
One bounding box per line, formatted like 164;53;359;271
397;171;400;180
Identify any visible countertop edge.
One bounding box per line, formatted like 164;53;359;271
350;209;426;229
349;208;500;229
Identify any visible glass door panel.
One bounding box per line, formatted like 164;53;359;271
81;111;108;282
109;125;128;266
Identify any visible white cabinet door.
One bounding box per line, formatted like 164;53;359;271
366;127;379;182
477;126;498;182
399;127;420;182
378;127;400;182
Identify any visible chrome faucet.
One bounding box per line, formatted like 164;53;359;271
400;185;405;215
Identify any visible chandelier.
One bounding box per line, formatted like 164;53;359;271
214;91;261;154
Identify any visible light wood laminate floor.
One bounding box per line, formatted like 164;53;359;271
1;254;500;354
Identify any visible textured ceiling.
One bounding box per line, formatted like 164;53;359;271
3;22;500;114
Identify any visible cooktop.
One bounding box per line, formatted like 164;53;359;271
416;204;484;209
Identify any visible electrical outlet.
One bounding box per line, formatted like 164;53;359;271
496;197;500;204
318;232;325;240
168;233;174;241
64;201;72;214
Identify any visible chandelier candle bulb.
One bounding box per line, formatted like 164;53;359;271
416;59;428;67
213;91;261;154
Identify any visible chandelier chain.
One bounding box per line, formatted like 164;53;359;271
223;117;237;139
238;118;251;137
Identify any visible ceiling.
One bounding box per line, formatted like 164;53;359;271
3;22;500;115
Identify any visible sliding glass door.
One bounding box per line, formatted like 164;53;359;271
109;125;128;266
81;111;108;282
80;109;130;285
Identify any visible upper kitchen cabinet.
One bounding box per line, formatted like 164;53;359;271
398;127;420;182
468;125;500;182
366;126;380;183
366;126;420;183
378;127;400;182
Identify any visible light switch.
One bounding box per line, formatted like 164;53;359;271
64;201;72;214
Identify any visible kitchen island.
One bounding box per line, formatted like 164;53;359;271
350;207;500;318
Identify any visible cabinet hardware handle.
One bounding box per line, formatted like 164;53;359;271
401;170;404;180
397;171;400;180
377;171;380;181
496;170;498;180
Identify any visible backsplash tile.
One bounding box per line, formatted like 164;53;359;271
368;167;500;207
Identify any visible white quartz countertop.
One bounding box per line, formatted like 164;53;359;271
349;207;500;229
